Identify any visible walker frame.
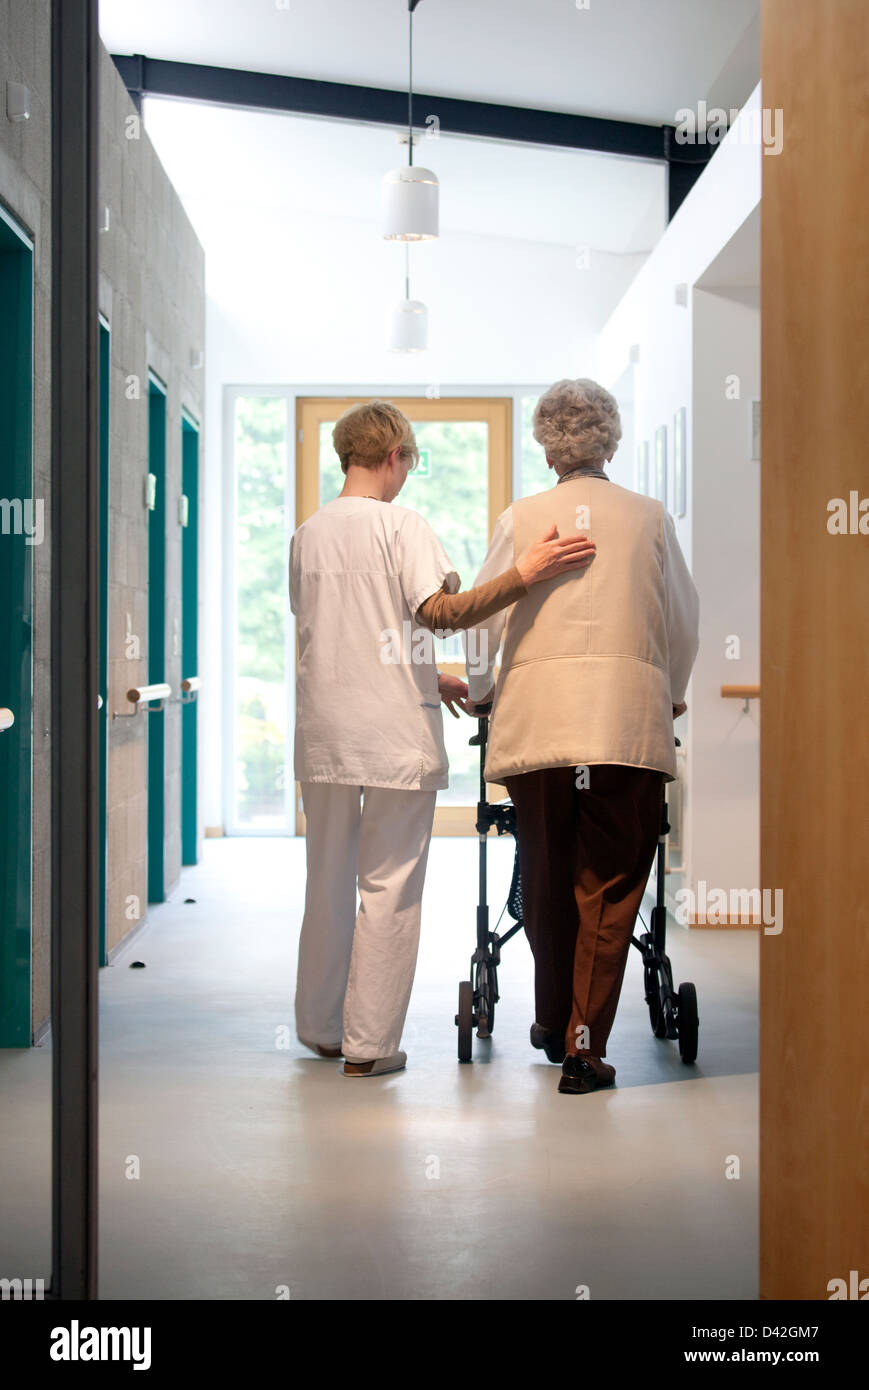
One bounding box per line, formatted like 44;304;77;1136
454;714;699;1066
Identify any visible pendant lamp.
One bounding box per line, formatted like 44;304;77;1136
382;0;439;241
389;244;428;352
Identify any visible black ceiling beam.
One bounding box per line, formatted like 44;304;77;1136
111;54;713;217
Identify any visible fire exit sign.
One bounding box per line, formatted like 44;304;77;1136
416;448;431;477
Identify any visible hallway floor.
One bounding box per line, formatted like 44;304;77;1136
93;835;758;1300
0;835;759;1300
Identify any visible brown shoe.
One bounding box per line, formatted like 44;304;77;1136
558;1053;615;1094
582;1054;616;1086
529;1022;567;1064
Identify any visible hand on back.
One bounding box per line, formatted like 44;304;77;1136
516;524;596;587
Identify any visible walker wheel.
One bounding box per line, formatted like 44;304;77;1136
677;981;699;1064
456;980;474;1062
664;954;676;1035
644;963;664;1037
475;962;496;1038
641;934;668;1038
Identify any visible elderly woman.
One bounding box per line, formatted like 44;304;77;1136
466;379;699;1095
289;400;596;1077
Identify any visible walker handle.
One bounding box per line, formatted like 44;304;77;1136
468;703;491;749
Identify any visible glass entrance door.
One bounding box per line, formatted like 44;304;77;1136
295;396;512;834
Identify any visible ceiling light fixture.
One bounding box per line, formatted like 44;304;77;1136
389;243;428;352
381;0;439;241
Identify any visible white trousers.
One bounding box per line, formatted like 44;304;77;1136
295;782;437;1061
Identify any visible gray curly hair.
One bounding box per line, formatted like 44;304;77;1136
532;378;622;471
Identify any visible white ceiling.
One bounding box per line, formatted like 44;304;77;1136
141;96;666;253
100;0;759;127
109;1;760;378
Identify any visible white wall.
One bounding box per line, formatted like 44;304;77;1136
691;286;760;898
594;85;763;909
200;205;642;385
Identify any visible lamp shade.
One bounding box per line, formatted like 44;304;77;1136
382;165;439;240
389;299;428;352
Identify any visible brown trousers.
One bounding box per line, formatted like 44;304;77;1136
504;764;664;1058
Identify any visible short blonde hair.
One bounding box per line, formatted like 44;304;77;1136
332;399;419;474
532;378;622;471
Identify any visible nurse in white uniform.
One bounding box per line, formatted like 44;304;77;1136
289;400;595;1076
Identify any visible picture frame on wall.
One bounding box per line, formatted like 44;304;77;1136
673;406;687;517
636;440;649;495
654;425;667;508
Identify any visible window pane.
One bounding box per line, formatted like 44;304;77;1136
403;420;489;583
320;420;343;503
320;417;489;582
317;412;492;807
319;415;489;667
233;396;288;829
518;393;552;497
438;708;480;805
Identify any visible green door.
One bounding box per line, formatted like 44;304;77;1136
181;414;199;865
0;207;34;1046
147;375;167;903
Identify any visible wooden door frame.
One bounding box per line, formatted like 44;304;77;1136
760;0;869;1299
294;395;513;835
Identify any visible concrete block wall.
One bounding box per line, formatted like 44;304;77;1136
97;47;205;958
0;3;205;1033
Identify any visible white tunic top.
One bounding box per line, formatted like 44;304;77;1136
289;497;460;790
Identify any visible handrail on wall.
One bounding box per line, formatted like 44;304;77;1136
181;675;200;697
721;684;761;714
0;708;14;733
127;682;172;705
114;682;173;719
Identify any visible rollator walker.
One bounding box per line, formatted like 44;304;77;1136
455;707;699;1065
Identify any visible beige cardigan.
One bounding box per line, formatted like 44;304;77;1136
465;474;699;783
